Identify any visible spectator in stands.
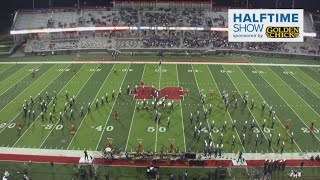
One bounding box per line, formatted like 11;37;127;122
169;175;175;180
104;173;110;180
300;160;304;171
50;161;55;173
282;159;286;171
23;174;30;180
237;152;243;163
3;170;9;180
84;149;89;161
89;167;93;178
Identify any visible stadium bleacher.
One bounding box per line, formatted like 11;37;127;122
9;5;320;56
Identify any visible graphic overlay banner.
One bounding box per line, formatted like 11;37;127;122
228;9;304;42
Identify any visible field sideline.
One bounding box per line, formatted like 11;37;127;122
0;58;319;155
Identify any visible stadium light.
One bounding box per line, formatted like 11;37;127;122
10;26;316;38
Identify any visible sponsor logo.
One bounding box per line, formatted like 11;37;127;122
265;26;300;38
228;9;304;42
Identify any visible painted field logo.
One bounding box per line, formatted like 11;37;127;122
130;86;187;100
228;9;304;42
265;27;300;38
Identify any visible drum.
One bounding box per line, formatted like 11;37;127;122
105;147;112;153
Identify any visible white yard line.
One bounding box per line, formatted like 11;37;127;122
0;65;35;97
0;61;319;67
191;65;216;149
38;64;98;148
124;64;146;152
236;65;302;152
0;65;56;113
176;64;187;152
12;64;73;147
287;67;320;99
221;65;274;153
0;71;32;98
0;65;57;135
267;66;320;119
67;64;116;149
294;67;320;87
92;64;131;151
205;65;246;153
0;65;14;75
0;64;31;85
308;67;319;73
0;65;27;82
154;64;162;152
252;66;320;143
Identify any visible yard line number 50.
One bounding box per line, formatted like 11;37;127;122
148;126;166;133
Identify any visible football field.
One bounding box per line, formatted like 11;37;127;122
0;60;319;154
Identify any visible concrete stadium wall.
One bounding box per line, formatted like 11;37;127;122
24;47;320;60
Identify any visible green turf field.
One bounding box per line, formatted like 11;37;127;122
0;57;319;154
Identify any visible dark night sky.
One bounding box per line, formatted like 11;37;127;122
0;0;319;33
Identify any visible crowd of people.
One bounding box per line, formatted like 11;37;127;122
263;159;287;179
119;8;139;26
245;42;284;52
25;29;320;57
20;6;320;56
141;37;180;48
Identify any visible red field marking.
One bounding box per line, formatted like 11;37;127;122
246;160;320;167
0;153;79;164
0;153;231;167
130;86;187;100
1;153;320;167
